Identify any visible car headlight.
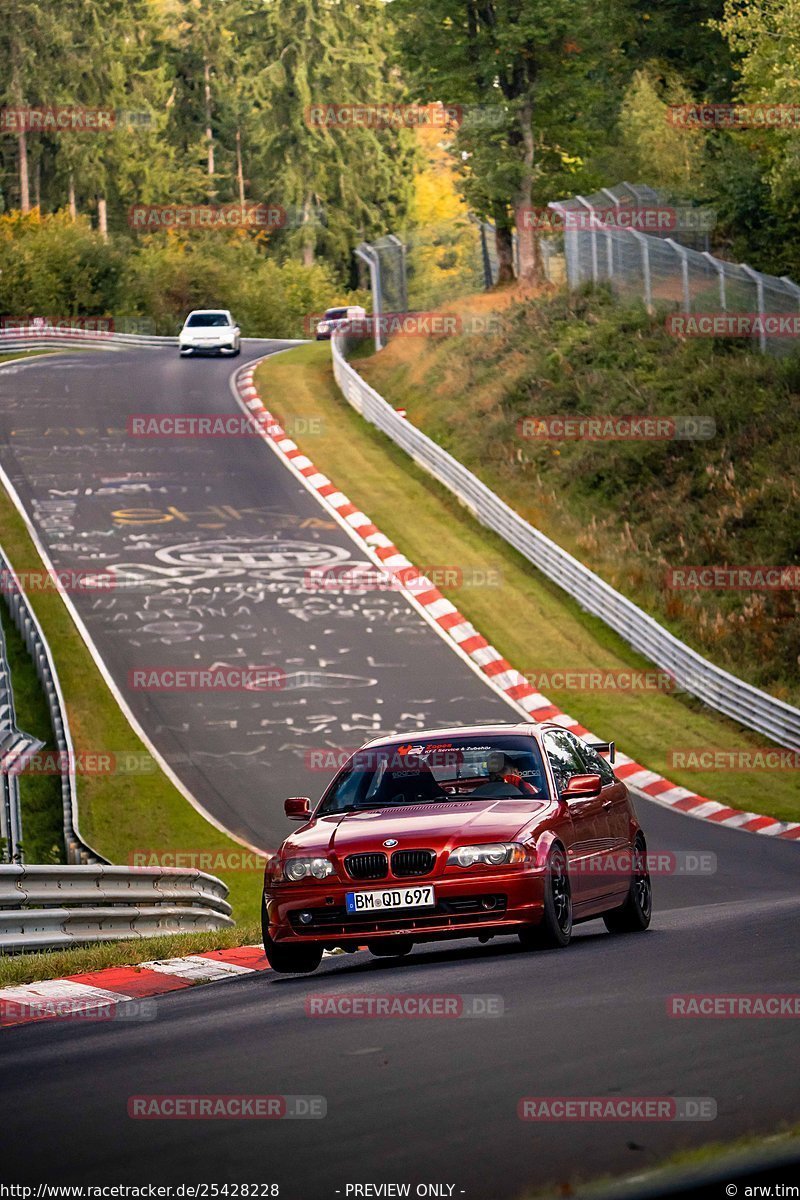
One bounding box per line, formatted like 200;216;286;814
447;842;527;868
283;856;335;882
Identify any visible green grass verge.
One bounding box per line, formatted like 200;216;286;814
0;923;261;988
255;344;799;822
357;287;800;708
0;603;65;863
0;486;266;925
524;1122;800;1198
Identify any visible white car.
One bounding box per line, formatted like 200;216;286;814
179;310;241;356
315;305;367;340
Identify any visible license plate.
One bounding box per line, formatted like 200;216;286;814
345;885;435;914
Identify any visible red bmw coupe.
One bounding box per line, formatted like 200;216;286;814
262;723;652;973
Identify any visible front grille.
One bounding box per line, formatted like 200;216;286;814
345;852;388;880
288;894;507;933
391;849;436;877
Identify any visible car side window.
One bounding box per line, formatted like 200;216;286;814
574;737;616;785
543;731;588;795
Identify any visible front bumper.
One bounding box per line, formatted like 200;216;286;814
265;869;545;947
180;338;237;353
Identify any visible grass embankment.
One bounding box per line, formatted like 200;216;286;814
357;288;800;708
255;342;800;822
0;487;266;931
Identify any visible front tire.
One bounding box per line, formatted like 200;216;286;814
262;914;322;973
603;838;652;934
519;845;572;950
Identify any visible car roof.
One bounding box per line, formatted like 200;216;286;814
185;309;231;318
358;722;557;750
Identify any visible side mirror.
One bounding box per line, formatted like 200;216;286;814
562;773;602;800
284;796;311;821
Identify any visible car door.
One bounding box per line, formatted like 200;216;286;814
542;729;610;909
572;735;633;904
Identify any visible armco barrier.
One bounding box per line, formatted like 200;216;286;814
0;548;105;865
0;329;175;352
0;864;232;951
331;333;800;752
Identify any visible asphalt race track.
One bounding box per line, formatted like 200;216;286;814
0;346;798;1195
0;343;515;850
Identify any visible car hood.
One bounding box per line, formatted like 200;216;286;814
282;798;551;857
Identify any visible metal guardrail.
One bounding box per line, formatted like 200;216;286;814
0;548;105;865
0;608;45;864
0;330;176;352
0;864;232;952
331;333;800;752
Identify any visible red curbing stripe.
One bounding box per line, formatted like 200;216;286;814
436;610;468;631
611;762;643;780
195;946;270;970
739;815;781;832
483;658;512;678
778;826;800;839
415;587;445;607
459;635;489;655
642;778;684;797
672;795;708;813
65;966;191;996
706;806;744;823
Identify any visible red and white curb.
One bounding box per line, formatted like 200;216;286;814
0;945;269;1029
233;363;800;844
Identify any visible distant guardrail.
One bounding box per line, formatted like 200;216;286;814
0;329;175;352
0;548;104;865
331;333;800;752
0;864;232;952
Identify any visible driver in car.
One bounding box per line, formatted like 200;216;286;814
471;750;542;797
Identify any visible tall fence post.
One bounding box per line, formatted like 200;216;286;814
703;251;727;311
666;239;691;313
780;276;800;311
575;196;598;284
355;243;384;352
629;230;653;312
741;264;767;353
386;234;408;312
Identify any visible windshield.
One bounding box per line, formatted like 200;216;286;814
186;312;229;327
318;734;548;815
324;308;349;320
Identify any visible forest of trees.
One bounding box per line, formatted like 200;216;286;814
1;0;799;330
